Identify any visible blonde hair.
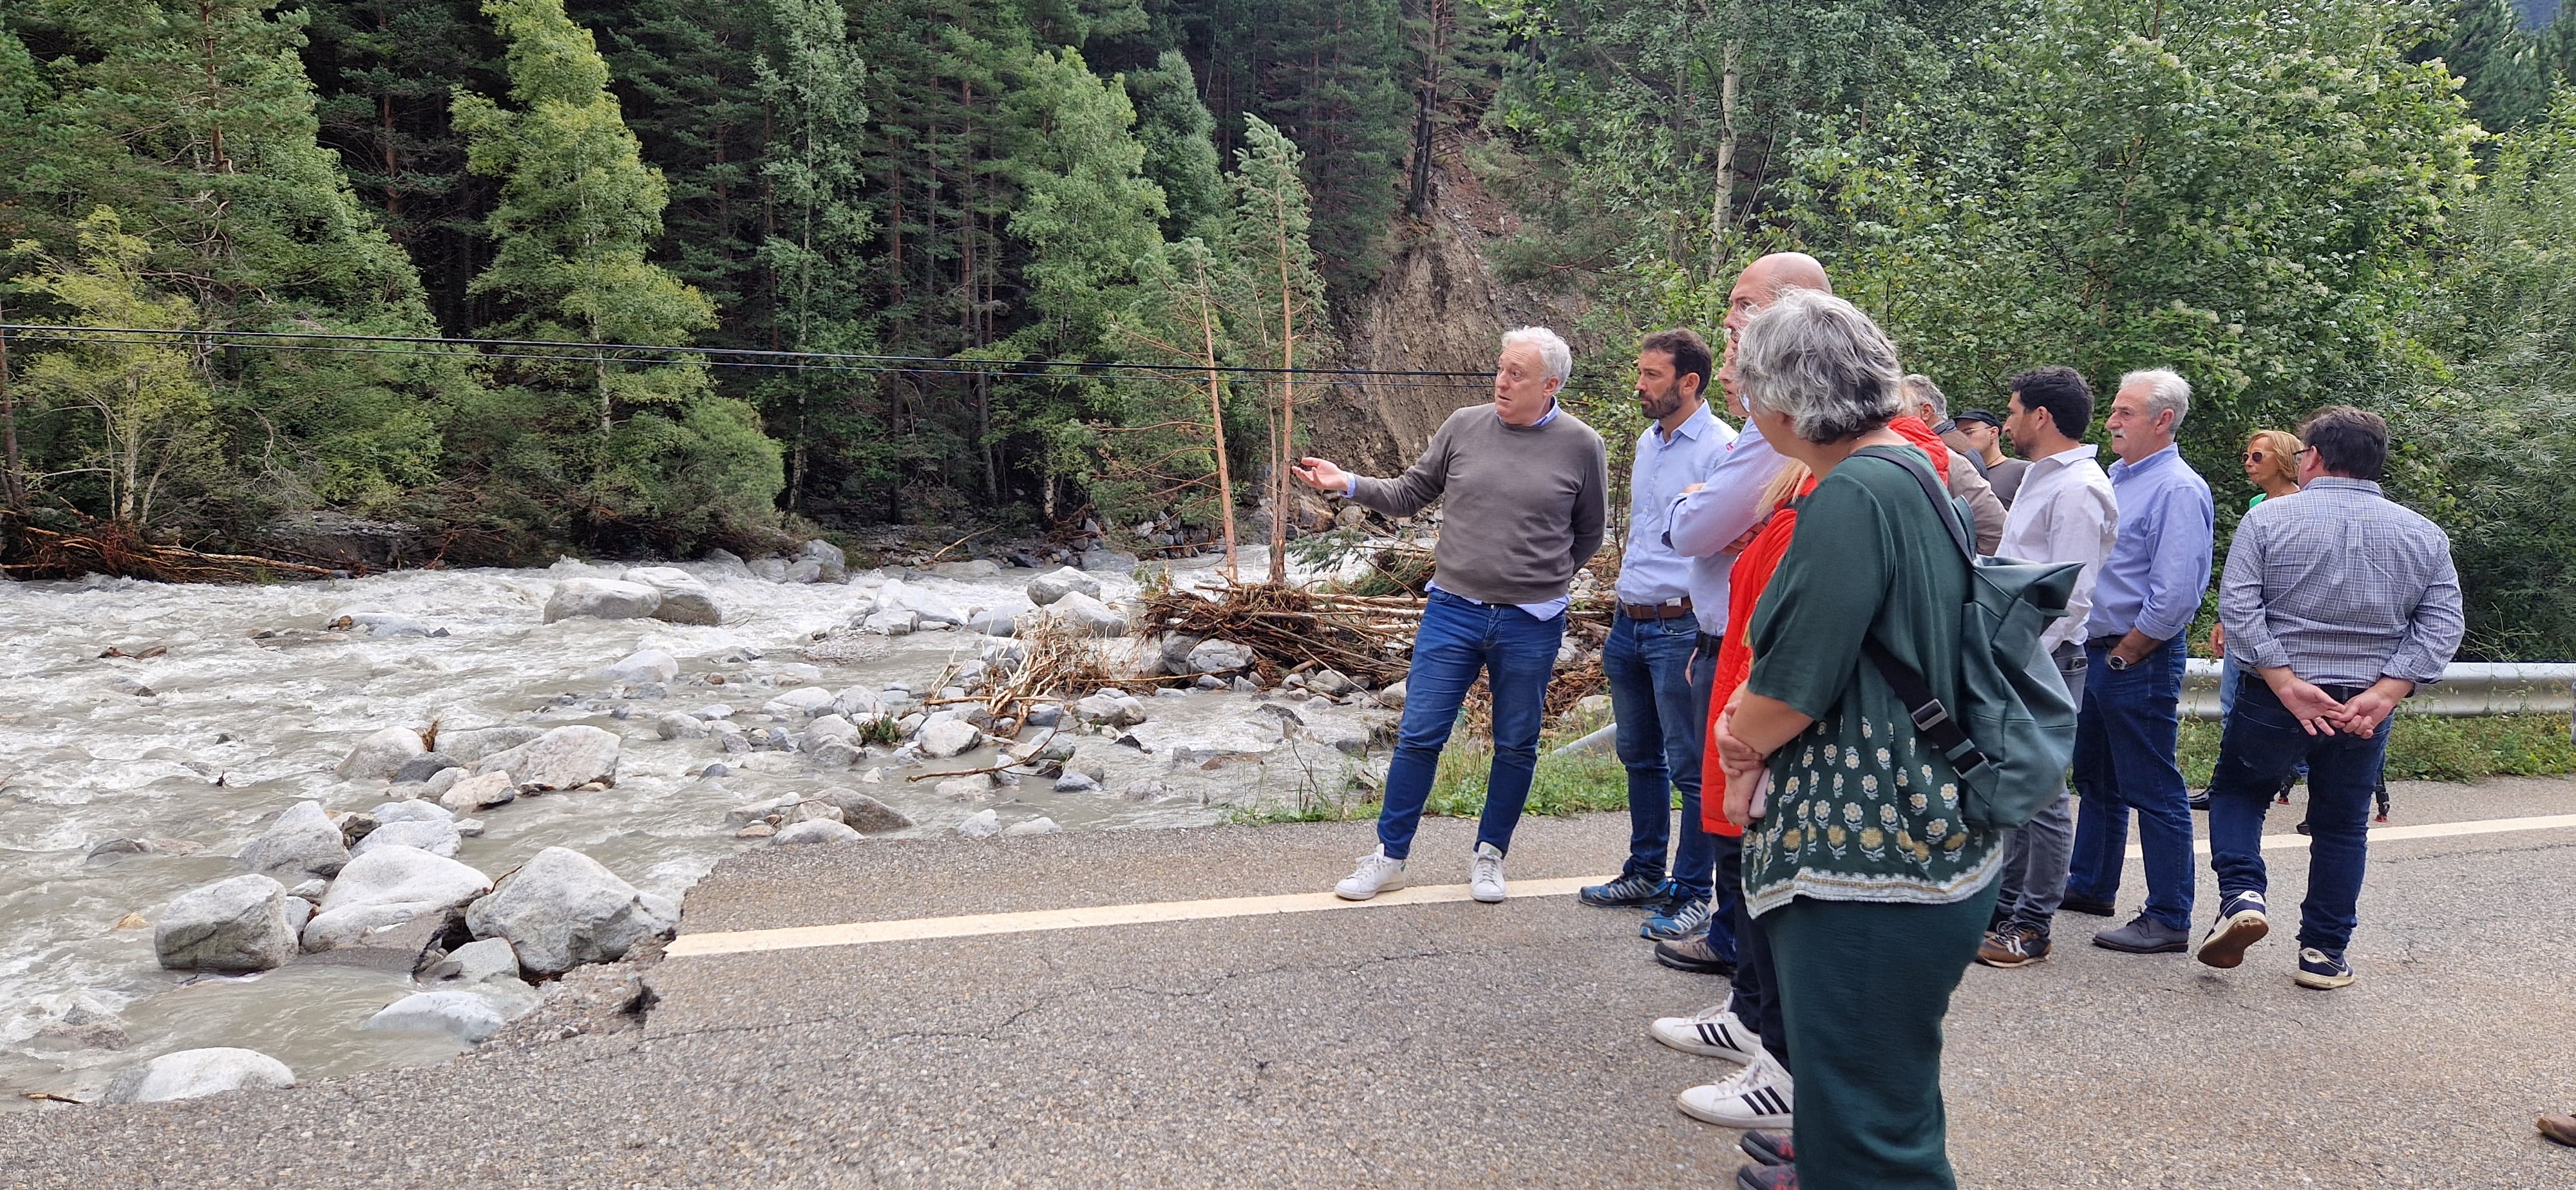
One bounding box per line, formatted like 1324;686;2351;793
1759;459;1812;512
2245;428;2301;491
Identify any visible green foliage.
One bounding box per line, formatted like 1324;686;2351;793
2175;713;2576;786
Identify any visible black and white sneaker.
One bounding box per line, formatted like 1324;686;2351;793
2195;890;2270;969
2295;947;2355;990
1649;998;1763;1063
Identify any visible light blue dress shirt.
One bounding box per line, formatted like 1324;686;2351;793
1354;401;1574;620
2084;443;2214;642
1616;402;1734;610
1663;414;1783;636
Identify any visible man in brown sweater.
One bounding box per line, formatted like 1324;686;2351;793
1293;326;1609;903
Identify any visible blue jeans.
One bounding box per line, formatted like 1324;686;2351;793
2219;652;2306;783
2065;636;2196;930
2206;677;2393;954
1376;590;1566;860
1603;612;1714;899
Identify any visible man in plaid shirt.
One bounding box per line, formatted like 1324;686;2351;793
2190;406;2465;990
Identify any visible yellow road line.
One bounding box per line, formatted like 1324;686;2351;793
669;813;2576;959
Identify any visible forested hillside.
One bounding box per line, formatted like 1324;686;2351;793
5;0;2576;655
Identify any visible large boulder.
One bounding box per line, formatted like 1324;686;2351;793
99;1048;294;1104
350;817;461;859
1025;566;1102;607
1073;691;1148;728
762;687;837;718
598;648;679;685
1045;591;1128;638
473;725;618;791
438;770;517;813
967;606;1021;637
238;801;348;883
621;566;723;627
542;578;663;624
155;874;297;972
299;902;439;954
361;990;509;1046
831;687;887;719
335;726;425;782
918;717;980;759
874;581;966;628
420;937;521;987
810;788;913;833
463;847;678;977
435;726;544;764
1185;639;1257;674
319;845;491;916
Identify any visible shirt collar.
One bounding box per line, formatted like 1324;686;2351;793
2039;442;2099;468
2300;476;2382;497
1504;399;1561;430
1647;401;1716;446
2109;442;2181;478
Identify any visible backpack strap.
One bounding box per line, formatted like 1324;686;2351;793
1848;448;1993;780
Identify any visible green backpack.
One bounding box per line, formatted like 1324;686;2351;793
1853;448;2081;831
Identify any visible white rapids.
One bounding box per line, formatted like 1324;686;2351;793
0;554;1394;1104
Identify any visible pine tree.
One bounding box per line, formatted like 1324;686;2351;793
454;0;780;541
1224;116;1330;580
2421;0;2550;131
1124;50;1227;238
752;0;871;509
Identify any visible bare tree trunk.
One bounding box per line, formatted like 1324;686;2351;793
0;310;21;510
1270;211;1297;585
1707;33;1739;275
1197;278;1238;581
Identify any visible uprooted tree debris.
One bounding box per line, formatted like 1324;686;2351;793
1139;582;1416;688
1;517;344;583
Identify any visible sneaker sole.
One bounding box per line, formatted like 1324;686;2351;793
1678;1094;1792;1129
2293;967;2355;990
1740;1131;1791;1166
1640;920;1707;941
1649;1031;1757;1063
1976;946;2049;968
2092;934;2188;954
1470;887;1506;904
2195;912;2269;969
1653;949;1736;976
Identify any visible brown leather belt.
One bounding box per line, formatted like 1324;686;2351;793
1620;598;1695;621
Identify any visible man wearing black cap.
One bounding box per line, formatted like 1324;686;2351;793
1955;408;2030;507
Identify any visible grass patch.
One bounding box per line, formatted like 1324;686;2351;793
1226;744;1638;825
2177;713;2575;787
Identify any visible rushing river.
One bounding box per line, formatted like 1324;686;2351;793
0;555;1389;1105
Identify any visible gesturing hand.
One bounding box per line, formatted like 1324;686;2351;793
1290;457;1349;494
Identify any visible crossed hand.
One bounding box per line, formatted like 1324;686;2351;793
2273;676;2401;739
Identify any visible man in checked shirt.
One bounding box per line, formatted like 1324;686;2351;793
2191;406;2464;990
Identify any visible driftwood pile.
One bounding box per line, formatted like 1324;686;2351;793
1139;581;1416;688
1;519;340;583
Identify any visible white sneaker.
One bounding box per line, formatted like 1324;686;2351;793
1469;842;1507;903
1649;998;1763;1063
1334;847;1406;900
1676;1047;1794;1128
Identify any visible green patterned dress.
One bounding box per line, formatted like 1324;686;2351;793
1739;446;2003;918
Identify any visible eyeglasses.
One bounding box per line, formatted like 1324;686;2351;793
2243;451;2266;463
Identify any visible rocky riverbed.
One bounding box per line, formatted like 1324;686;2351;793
0;547;1402;1108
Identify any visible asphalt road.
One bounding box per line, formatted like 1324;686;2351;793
5;776;2573;1189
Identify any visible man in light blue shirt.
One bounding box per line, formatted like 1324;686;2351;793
2064;368;2216;956
1580;329;1735;943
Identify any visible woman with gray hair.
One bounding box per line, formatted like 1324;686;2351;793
1710;288;1999;1190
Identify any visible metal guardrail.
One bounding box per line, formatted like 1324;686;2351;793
1553;662;2576;756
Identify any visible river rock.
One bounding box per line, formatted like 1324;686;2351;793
421;937;520;987
1002;817;1063;837
935;775;993;801
762;686;837;718
919;717;980;759
1186;639;1257;674
783;558;824;584
931;558;999;580
1077;548;1140;573
436;725;545;763
320;846;491;915
861;609;916;636
967;606;1021;637
283;896;314;935
811;788;912;832
372;799;453;824
830;687;885;719
1025;566;1099;607
622;566;723;627
154;874;297;972
330;609;435;638
352;817;461;859
771;819;862;845
1023;703;1064;729
336;726;426;782
362;990;507;1046
1377;679;1407;708
1308;668;1358;696
1053;771;1099;792
1045;590;1127;638
463;847;678;977
438;770;517;813
99;1048;294;1104
300;902;437;953
542;578;663;624
956;809;1002;838
392;752;463;785
238;800;348;883
475;725;618;791
1074;691;1148;728
600;648;680;685
875;580;967;627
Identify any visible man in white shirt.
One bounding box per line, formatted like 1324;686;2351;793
1977;365;2119;967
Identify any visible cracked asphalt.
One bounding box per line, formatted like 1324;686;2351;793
4;777;2573;1188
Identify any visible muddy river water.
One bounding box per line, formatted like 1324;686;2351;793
0;555;1392;1105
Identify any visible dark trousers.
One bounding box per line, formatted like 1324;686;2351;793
2066;636;2196;929
1604;611;1714;897
1767;885;1996;1190
2205;677;2394;954
1719;840;1786;1069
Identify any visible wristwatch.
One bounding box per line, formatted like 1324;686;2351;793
2105;652;2130;672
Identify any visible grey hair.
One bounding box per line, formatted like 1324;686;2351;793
2121;368;2192;427
1902;373;1947;420
1738;289;1907;443
1501;326;1573;387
